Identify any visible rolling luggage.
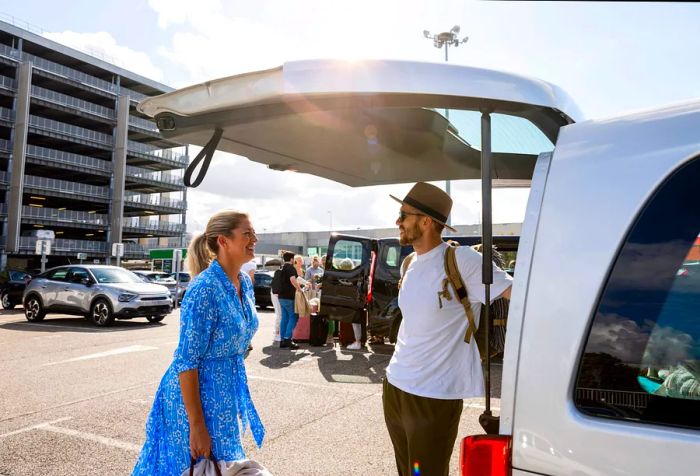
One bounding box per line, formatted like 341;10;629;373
309;315;329;346
292;314;310;342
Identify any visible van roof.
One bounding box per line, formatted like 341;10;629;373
138;60;581;187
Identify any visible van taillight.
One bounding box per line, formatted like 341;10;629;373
366;250;376;303
460;435;512;476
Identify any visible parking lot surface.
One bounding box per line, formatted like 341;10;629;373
0;308;498;475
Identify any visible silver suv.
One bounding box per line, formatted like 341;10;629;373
23;265;173;326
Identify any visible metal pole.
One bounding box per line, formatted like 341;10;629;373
479;109;499;435
444;42;451;226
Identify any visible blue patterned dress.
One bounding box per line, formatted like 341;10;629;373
132;260;265;476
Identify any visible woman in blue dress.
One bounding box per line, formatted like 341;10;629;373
133;210;265;476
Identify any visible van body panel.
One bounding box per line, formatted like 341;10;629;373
512;102;700;475
499;151;553;435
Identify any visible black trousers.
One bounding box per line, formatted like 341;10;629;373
382;379;463;476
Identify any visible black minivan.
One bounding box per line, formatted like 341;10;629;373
319;234;519;342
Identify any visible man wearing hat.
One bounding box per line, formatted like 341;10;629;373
382;182;513;476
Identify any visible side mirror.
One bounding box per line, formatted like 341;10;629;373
80;277;92;286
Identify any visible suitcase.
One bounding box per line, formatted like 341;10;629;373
339;321;367;347
309;315;329;346
292;314;311;342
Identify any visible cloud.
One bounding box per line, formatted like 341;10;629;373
42;31;164;82
587;312;694;367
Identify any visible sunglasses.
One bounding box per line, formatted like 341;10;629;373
398;211;424;222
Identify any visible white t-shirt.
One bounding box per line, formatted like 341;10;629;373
241;260;257;276
386;242;513;400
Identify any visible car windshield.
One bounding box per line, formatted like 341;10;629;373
91;268;143;284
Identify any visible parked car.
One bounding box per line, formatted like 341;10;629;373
253;271;274;309
132;270;178;301
0;269;33;309
319;234;518;342
139;60;700;475
23;265;172;326
170;271;191;303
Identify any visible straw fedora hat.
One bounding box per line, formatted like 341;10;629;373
390;182;457;233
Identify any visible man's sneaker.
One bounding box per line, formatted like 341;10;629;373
347;342;362;350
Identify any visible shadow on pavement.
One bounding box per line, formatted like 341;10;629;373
0;315;168;333
259;341;394;384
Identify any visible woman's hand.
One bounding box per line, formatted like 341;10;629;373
189;421;212;459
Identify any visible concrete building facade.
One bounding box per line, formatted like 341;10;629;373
0;20;188;271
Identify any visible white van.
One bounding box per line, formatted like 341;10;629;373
138;60;700;475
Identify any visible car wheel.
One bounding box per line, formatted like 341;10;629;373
24;295;45;322
146;315;166;323
90;298;115;327
2;292;15;310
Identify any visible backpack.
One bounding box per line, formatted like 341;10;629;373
397;242;482;355
271;268;282;294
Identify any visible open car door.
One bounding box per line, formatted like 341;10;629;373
320;234;375;323
137;59;580;433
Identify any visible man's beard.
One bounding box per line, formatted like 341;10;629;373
399;222;423;246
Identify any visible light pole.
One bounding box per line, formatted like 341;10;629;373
423;25;469;228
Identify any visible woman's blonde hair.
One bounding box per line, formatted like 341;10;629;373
186;210;249;277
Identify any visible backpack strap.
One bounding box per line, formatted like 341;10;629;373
444;244;478;344
397;252;416;290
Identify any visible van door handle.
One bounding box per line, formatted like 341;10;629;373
338;279;353;286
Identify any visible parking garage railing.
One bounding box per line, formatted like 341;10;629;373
29;115;114;146
121;87;148;103
19;236;109;254
22;205;109;226
0;43;21;61
0;107;14;122
124;192;185;210
31;85;116;121
22;51;118;95
126;165;182;187
0;138;10;152
128;114;160;133
26;144;112;173
0;171;7;185
24;175;109;200
124;242;149;257
127;140;188;166
123;220;186;233
0;74;16;91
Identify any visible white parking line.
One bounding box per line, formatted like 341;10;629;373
42;345;159;366
40;425;141;452
0;417;72;438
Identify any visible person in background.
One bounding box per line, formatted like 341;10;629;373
294;254;305;279
132;210;264;475
304;255;324;298
241;258;257;282
278;252;303;349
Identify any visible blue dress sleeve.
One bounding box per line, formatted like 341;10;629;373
172;282;217;373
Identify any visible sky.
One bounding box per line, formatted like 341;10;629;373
2;1;699;234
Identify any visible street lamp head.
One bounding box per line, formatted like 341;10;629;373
423;30;432;39
451;25;461;34
461;36;469;44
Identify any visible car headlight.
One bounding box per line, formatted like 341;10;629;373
118;292;138;302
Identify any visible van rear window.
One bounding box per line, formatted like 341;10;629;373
575;156;700;430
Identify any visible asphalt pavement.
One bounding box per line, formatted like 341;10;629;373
0;307;499;475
